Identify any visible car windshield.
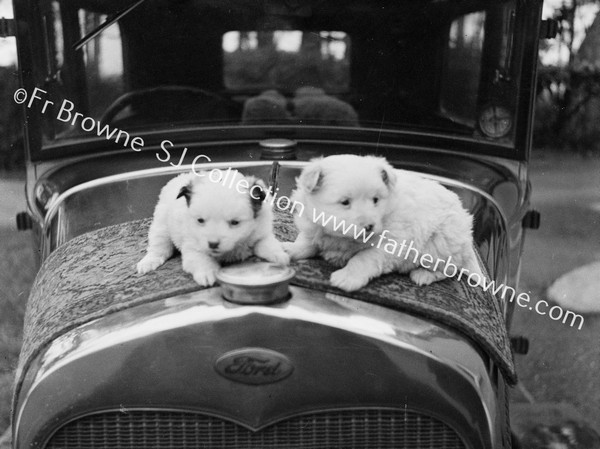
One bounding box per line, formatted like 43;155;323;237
36;0;520;150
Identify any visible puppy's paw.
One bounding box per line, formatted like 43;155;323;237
137;254;166;274
192;269;218;287
264;249;291;265
282;242;300;259
322;250;352;268
282;241;314;261
330;267;369;292
409;268;446;286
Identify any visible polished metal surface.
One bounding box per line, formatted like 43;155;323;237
15;154;515;449
15;286;500;449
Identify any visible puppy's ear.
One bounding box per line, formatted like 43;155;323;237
177;183;193;206
298;158;324;193
248;178;268;218
380;163;396;190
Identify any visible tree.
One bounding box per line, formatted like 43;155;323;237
573;8;600;70
534;1;600;152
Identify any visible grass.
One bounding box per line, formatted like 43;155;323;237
0;228;36;432
510;150;600;432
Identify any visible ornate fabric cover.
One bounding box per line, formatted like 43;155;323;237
16;210;516;407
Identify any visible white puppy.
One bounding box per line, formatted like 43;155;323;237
284;155;484;291
137;169;289;286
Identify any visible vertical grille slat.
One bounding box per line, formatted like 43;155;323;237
46;409;466;449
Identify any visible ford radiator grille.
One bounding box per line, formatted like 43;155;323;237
45;409;466;449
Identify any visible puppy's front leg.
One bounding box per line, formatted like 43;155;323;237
330;248;388;292
181;248;221;287
282;232;319;261
137;223;175;274
254;236;291;265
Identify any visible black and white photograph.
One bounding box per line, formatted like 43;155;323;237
1;0;599;448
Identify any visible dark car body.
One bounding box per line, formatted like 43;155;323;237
9;0;545;447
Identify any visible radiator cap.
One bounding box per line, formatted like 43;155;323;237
259;138;297;160
216;261;295;304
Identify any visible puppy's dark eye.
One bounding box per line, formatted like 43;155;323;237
373;197;379;205
229;219;240;227
197;218;205;224
340;199;351;206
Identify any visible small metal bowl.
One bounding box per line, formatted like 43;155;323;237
216;261;296;305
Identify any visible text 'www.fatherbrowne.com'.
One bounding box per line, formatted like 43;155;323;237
308;205;584;330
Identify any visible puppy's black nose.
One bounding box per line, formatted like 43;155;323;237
208;241;220;250
364;224;374;233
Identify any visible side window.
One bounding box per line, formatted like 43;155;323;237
440;12;486;127
46;1;64;72
77;10;125;118
41;3;126;138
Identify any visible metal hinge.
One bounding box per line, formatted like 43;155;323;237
16;212;33;231
0;17;16;38
539;19;559;39
510;336;529;355
522;210;541;229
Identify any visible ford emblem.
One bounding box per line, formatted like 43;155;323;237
215;348;294;385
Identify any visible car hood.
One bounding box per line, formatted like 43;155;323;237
16;154;519;449
14;210;514;448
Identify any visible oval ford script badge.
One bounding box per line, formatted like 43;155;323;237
215;348;294;385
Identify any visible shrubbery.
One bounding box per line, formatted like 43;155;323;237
534;64;600;154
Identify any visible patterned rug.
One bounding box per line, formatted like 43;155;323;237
15;211;516;408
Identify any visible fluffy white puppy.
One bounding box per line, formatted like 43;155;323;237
137;169;289;286
284;155;484;291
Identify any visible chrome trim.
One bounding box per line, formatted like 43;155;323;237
42;406;470;448
38;124;515;151
41;161;276;231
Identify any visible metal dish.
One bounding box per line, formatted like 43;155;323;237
216;261;296;305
